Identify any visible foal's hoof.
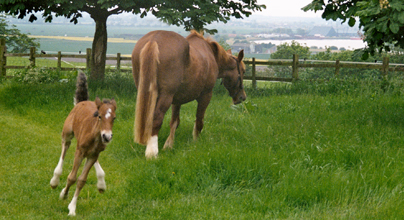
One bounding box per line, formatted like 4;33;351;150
98;188;105;194
50;177;59;189
59;188;68;200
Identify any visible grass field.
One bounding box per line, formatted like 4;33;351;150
1;64;404;219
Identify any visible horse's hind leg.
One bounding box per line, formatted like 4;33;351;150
163;104;181;150
194;93;213;140
146;94;173;158
68;156;98;216
93;160;106;193
50;132;73;189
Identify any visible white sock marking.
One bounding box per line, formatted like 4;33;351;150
94;162;106;192
145;135;158;159
50;157;63;188
60;188;68;200
68;195;78;216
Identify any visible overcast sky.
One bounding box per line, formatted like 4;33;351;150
255;0;321;18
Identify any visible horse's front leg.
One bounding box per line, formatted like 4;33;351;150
93;160;106;193
146;94;173;159
68;156;98;216
194;93;213;140
60;149;84;200
163;104;181;150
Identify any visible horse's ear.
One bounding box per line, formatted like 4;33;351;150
226;49;232;54
237;50;244;62
111;98;117;110
209;41;220;60
95;97;102;109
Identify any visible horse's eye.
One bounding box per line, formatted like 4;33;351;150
98;115;102;120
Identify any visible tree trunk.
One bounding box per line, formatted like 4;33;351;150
90;14;108;80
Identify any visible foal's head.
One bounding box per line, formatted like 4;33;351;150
221;50;246;105
94;98;117;144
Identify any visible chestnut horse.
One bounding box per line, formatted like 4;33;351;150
131;30;246;159
50;72;117;216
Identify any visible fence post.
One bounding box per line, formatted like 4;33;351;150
86;48;91;72
335;60;340;76
29;47;36;67
251;57;257;89
292;54;299;81
57;51;62;70
0;38;6;77
382;56;389;77
117;53;121;72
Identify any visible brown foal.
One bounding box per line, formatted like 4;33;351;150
50;72;117;216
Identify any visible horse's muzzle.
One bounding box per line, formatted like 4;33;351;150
101;131;113;143
233;91;247;105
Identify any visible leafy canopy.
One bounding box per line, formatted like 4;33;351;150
0;0;266;34
303;0;404;59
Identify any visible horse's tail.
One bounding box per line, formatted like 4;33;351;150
74;71;89;105
134;41;159;145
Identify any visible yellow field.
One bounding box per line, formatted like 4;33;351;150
29;35;137;43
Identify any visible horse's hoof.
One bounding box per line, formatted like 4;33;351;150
59;188;68;200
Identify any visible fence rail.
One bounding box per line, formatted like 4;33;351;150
2;40;404;88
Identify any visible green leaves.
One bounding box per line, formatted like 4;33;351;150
0;14;40;53
303;0;404;59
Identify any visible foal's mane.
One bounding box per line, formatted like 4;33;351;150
189;30;232;67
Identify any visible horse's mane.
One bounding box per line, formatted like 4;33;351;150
188;30;232;66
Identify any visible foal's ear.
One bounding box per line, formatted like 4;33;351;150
237;50;244;62
111;98;117;110
95;97;102;109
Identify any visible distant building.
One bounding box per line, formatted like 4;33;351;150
231;43;255;53
308;26;338;37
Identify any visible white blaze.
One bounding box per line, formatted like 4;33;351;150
105;108;112;119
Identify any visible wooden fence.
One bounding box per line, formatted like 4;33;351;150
244;54;404;88
2;40;404;88
0;39;131;77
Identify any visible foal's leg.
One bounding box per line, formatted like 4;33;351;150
60;150;84;200
193;93;213;140
163;104;181;150
145;94;173;159
50;132;73;188
93;160;106;193
68;156;98;216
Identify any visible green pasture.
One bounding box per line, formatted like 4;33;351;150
1;60;404;219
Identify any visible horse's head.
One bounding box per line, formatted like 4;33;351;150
221;50;246;105
94;97;117;144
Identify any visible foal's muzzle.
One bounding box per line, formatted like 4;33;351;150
101;131;113;143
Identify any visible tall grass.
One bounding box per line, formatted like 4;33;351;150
1;70;404;219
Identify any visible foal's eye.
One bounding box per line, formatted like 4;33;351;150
98;115;102;120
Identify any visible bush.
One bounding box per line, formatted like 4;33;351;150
13;67;77;84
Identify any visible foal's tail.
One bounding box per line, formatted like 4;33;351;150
134;41;159;145
74;71;89;105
